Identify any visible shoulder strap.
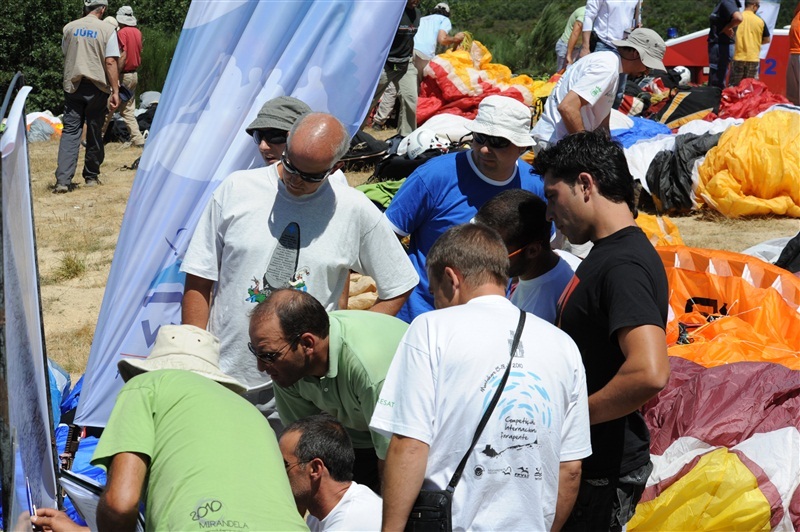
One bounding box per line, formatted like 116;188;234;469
446;309;526;492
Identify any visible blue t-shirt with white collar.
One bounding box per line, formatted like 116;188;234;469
384;150;545;323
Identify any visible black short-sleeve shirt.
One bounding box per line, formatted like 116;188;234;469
556;226;668;478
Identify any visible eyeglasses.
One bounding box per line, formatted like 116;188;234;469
248;334;301;364
252;128;288;146
472;132;512;149
281;152;335;183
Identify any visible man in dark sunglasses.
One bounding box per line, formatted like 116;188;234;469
181;112;418;429
244;96;311;166
532;28;666;155
384;95;546;324
249;289;409;493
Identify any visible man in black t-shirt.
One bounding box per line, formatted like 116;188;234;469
533;130;670;532
708;0;744;87
368;0;421;137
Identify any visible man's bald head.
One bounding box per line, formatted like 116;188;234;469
286;113;350;168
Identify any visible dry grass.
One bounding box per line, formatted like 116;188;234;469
667;211;800;252
46;252;87;284
31;139;140;381
45;323;96;377
28;130;799;382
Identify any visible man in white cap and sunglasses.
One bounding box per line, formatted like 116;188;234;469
181;112;418;426
90;324;307;531
384;94;545;323
531;27;667;155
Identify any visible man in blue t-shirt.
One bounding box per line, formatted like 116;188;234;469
384;95;545;323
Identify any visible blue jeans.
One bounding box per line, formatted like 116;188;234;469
708;40;734;88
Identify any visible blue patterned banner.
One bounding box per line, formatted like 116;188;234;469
76;0;404;427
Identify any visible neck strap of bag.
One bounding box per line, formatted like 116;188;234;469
446;309;526;492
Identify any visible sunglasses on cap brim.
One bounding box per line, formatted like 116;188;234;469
472;132;512;149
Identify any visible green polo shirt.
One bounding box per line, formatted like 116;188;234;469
274;310;408;459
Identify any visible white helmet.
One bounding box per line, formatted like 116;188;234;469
401;129;450;160
673;66;691;86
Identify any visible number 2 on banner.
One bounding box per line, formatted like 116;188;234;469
763;58;777;76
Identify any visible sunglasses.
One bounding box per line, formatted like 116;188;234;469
281;152;335;183
252;128;288;146
508;245;527;259
248;334;301;364
472;132;512;149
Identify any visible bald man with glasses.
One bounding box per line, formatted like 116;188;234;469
384;95;545;323
248;289;408;494
181;112;417;430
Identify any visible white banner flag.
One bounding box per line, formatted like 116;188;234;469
76;0;405;427
1;84;59;522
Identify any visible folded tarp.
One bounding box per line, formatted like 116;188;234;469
417;41;554;124
646;132;722;213
629;246;800;531
698;110;800;217
654;86;722;130
612;116;672;148
715;78;791;120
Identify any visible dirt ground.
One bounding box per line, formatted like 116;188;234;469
28;137;800;381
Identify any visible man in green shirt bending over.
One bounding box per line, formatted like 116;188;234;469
91;324;306;531
249;289;408;494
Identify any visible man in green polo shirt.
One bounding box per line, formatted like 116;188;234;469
249;289;408;493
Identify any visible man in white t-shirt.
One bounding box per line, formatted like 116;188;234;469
279;414;383;531
581;0;642;107
181;113;418;422
531;28;666;154
475;189;575;323
371;223;591;531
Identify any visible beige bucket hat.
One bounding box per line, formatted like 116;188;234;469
117;324;246;394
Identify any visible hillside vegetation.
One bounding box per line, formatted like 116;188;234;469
435;0;798;76
3;0;798;111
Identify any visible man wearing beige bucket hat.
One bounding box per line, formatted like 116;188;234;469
531;28;666;154
90;325;306;531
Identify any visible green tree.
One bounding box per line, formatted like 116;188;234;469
0;0;189;113
0;0;72;112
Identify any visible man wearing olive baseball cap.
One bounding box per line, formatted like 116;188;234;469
91;324;306;531
532;27;666;154
245;96;311;166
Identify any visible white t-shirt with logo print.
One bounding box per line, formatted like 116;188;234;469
370;295;591;531
531;51;621;145
181;164;419;389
